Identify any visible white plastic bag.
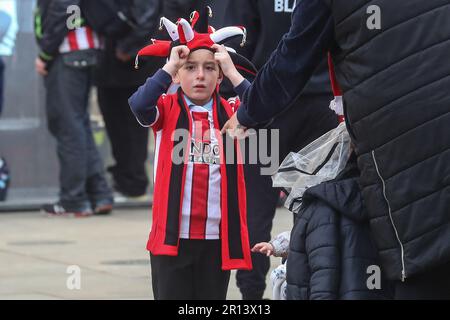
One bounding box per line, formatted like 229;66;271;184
272;122;352;213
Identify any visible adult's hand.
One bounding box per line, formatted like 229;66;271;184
35;57;48;76
116;49;132;62
221;113;250;139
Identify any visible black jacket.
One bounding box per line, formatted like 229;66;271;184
94;0;163;88
286;157;390;299
324;0;450;281
34;0;81;60
234;0;450;282
161;0;214;24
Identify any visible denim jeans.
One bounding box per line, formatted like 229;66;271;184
44;50;112;211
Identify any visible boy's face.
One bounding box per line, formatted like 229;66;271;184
174;49;223;106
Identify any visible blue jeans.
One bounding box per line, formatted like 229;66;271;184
44;50;112;211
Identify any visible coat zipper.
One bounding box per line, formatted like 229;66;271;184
372;150;406;282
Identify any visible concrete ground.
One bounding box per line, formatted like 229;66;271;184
0;207;292;300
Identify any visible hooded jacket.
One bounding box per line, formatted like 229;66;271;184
286;157;390;299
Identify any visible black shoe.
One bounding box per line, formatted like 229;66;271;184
113;183;146;198
42;203;93;218
93;202;113;215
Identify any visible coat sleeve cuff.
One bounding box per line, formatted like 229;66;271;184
234;79;251;100
39;51;54;62
237;105;258;128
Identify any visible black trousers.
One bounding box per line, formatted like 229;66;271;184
44;51;112;211
236;94;338;299
150;239;231;300
236;163;279;300
394;260;450;300
97;86;149;196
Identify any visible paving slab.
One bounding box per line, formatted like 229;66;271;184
0;207;292;300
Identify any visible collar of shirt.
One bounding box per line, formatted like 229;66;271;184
183;95;213;112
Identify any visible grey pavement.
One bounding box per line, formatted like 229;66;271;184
0;207;293;300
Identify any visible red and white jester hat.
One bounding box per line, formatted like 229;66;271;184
135;6;257;79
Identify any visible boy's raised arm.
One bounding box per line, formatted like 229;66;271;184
212;44;251;100
128;45;190;126
128;69;172;127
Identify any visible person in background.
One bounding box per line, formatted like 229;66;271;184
0;1;16;202
34;0;113;216
94;0;163;199
0;0;17;115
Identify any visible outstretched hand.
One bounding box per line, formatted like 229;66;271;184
252;242;275;257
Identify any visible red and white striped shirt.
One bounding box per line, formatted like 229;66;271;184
152;100;222;240
59;26;102;53
180;105;221;240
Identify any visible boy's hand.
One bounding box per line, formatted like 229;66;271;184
252;242;275;257
163;45;190;77
212;44;244;87
212;44;235;77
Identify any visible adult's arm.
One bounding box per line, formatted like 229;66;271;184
236;0;335;127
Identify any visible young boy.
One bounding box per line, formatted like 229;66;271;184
128;15;254;300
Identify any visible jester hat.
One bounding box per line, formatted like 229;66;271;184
135;7;257;80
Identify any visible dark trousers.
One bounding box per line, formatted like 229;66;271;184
44;51;112;211
394;260;450;300
236;94;338;299
237;164;279;300
150;239;231;300
97;86;149;196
